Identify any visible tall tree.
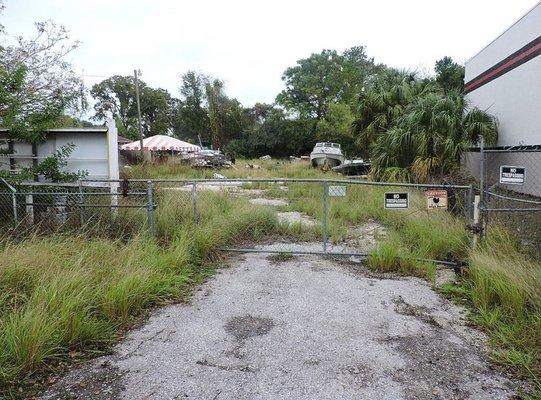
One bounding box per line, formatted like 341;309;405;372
369;91;497;182
91;75;137;136
226;104;313;158
90;76;174;139
315;103;356;155
172;71;210;143
0;2;87;182
434;56;465;93
352;69;433;155
205;79;225;149
276;46;379;139
276;49;349;122
0;15;84;140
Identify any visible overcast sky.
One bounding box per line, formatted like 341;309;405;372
2;0;539;106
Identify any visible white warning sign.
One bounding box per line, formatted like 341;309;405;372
500;166;525;185
328;185;346;197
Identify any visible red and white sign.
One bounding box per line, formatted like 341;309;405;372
425;190;448;210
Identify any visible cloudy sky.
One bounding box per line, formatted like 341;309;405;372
2;0;539;106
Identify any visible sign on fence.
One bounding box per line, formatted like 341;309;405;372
384;192;409;209
499;166;525;184
425;190;448;210
328;185;346;197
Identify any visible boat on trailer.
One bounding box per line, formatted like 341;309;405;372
310;142;345;168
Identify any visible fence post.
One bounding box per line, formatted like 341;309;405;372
467;184;474;223
191;182;198;225
478;137;486;240
146;180;155;236
25;194;34;226
322;180;329;253
78;179;85;226
12;191;18;226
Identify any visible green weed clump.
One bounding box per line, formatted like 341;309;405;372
452;232;540;385
367;232;436;280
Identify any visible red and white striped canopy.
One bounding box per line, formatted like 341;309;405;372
121;135;201;152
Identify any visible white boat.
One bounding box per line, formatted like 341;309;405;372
310;142;345;168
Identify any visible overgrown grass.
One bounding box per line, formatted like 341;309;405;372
2;159;540;396
442;227;541;391
120;160;541;390
122;158;328;180
280;182;467;280
0;190;281;397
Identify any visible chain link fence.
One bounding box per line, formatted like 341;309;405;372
1;178;473;266
135;178;472;266
0;179;151;239
480;144;541;257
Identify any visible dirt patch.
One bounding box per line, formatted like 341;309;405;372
195;359;258;373
267;253;297;264
346;220;387;252
390;334;513;400
435;267;456;287
392;295;442;328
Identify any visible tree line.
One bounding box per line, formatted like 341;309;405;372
0;1;497;182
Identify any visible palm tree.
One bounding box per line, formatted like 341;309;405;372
351;69;433;156
369;91;497;182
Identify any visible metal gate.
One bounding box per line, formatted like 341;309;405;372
168;178;475;268
1;177;475;268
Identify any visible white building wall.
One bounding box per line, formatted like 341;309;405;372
466;58;541;146
0;128;116;180
465;2;541;146
52;132;109;179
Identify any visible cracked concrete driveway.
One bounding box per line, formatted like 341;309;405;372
42;251;519;400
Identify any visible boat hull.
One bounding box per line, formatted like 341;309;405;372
332;161;371;176
310;153;344;168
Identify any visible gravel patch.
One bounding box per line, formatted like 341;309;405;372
276;211;316;227
346;220;387;251
41;249;520;400
249;198;289;206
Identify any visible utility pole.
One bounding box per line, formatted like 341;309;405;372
134;69;144;161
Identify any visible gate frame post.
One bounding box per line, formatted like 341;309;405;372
191;181;198;224
146;180;155;236
322;180;329;253
467;184;474;222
